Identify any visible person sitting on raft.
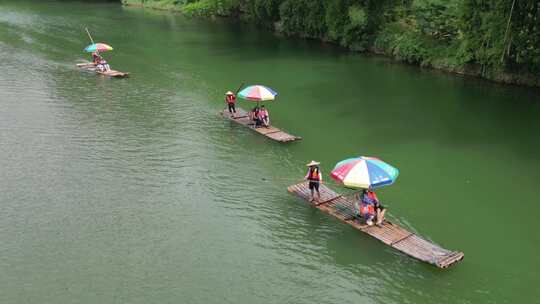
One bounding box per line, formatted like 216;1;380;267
258;105;270;127
355;188;386;226
96;58;110;72
225;91;237;117
250;106;262;127
368;188;386;226
91;52;102;65
304;160;322;203
355;189;375;226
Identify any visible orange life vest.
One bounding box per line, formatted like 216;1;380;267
366;191;378;203
226;95;236;104
308;167;320;181
360;203;375;216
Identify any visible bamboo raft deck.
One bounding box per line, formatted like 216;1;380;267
221;107;301;142
76;62;129;78
287;182;464;268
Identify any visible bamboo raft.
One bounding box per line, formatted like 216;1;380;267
287;182;464;268
221;107;301;142
76;62;129;78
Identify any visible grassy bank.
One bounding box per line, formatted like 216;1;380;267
122;0;540;87
121;0;236;16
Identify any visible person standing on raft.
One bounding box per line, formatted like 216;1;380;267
225;91;237;117
304;161;322;202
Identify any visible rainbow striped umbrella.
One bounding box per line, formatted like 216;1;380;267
237;85;278;102
330;156;399;189
84;43;113;53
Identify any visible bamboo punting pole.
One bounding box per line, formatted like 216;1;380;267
84;27;102;59
260;177;345;187
235;82;245;95
85;27;95;44
500;0;516;63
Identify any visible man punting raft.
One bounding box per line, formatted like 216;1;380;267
225;91;237;117
288;157;464;268
220;84;301;142
298;156;395;225
304;160;322;202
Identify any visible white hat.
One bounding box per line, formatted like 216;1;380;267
306;160;320;167
226;91;234;95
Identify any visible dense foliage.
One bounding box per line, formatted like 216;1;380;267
123;0;540;84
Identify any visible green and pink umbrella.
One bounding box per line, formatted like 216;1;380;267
330;156;399;189
237;85;278;102
84;43;113;53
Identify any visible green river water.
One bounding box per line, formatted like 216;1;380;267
1;1;540;303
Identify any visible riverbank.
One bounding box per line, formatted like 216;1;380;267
123;0;540;87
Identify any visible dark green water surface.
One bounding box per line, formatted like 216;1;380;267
1;1;540;303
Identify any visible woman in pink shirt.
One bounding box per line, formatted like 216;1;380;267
258;105;270;127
